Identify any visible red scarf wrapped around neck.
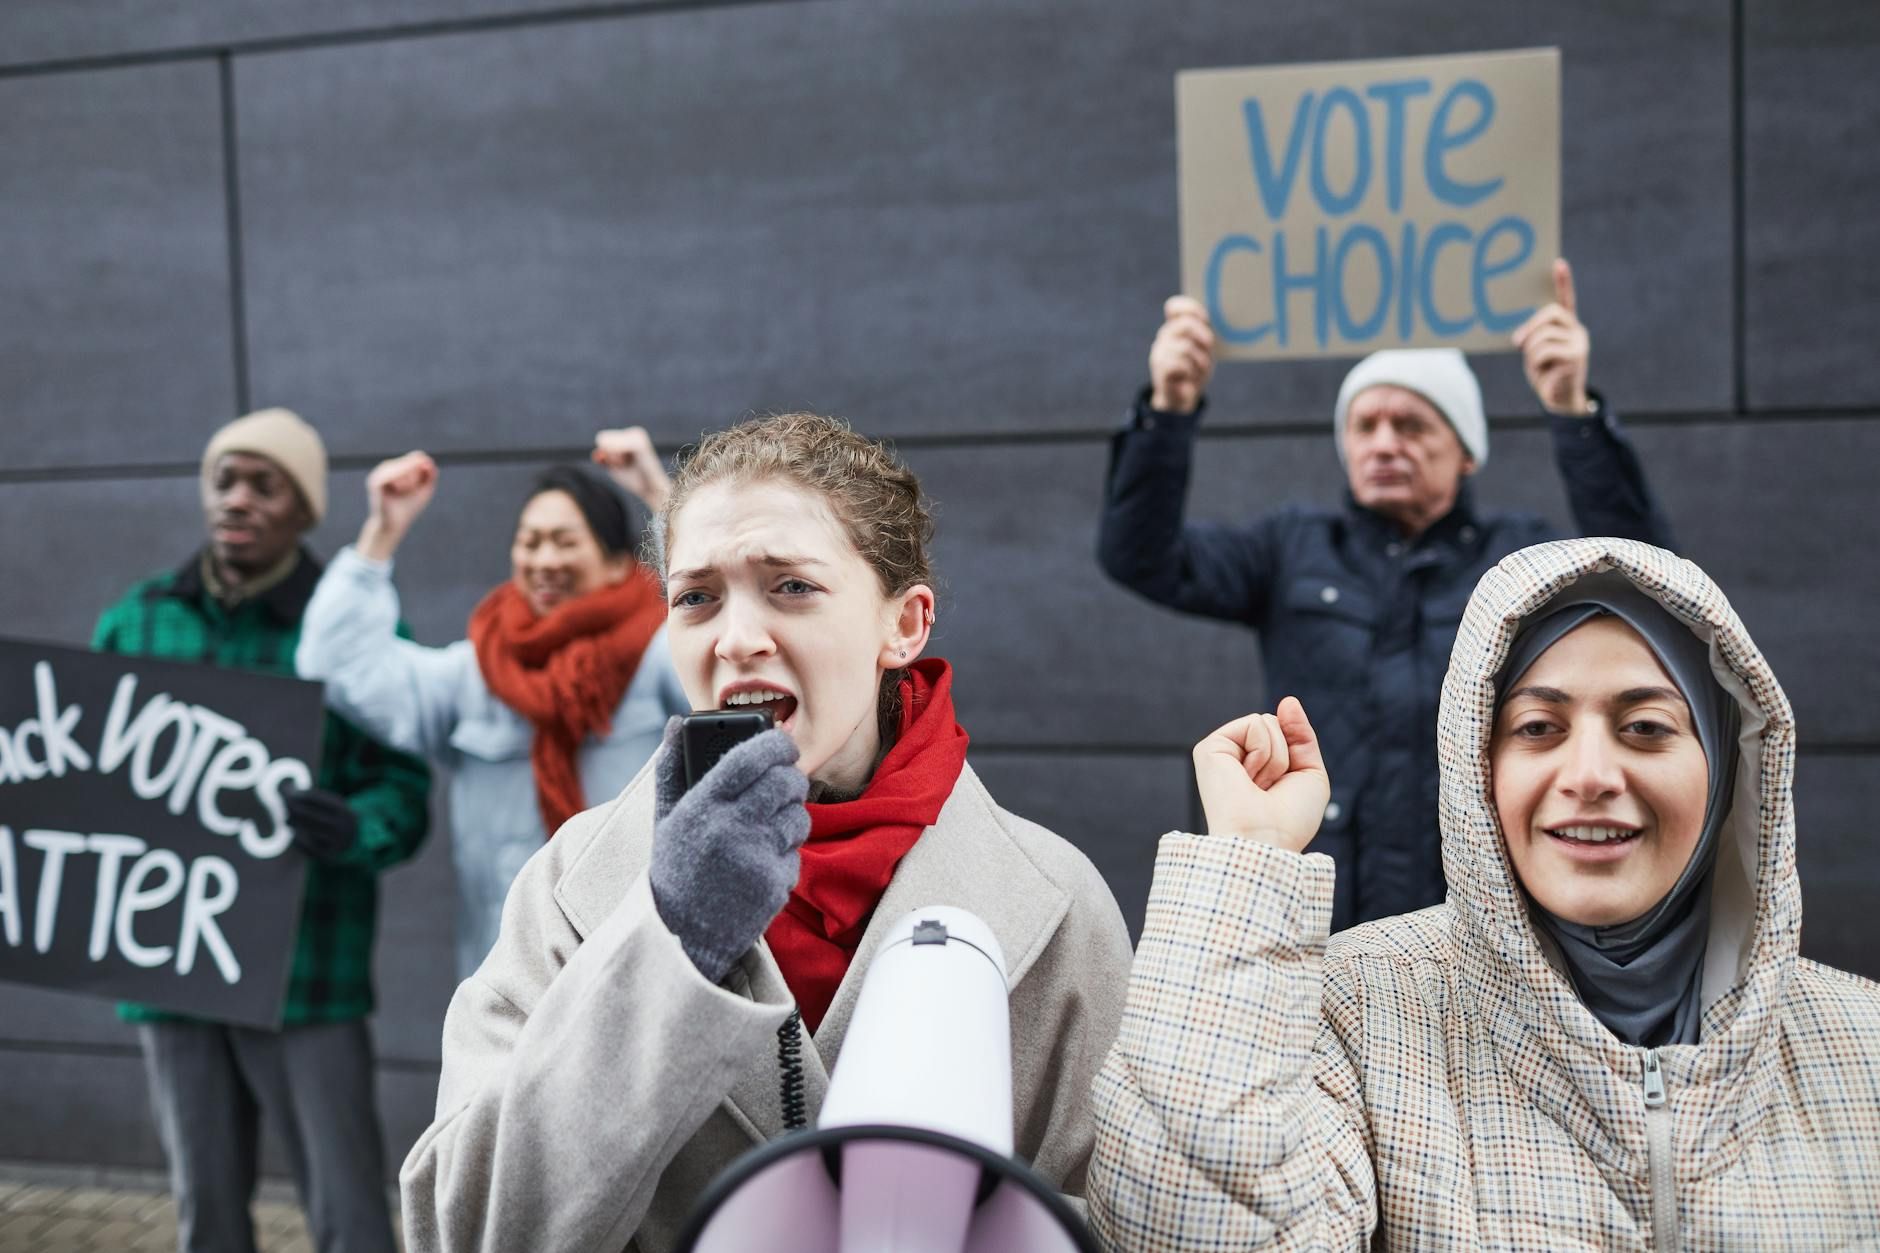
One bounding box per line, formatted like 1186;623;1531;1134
468;569;667;836
767;658;969;1032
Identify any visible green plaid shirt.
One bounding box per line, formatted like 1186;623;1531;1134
93;548;432;1026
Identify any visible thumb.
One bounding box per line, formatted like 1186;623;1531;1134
1275;696;1325;775
1553;258;1576;316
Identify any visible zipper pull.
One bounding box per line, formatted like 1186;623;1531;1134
1641;1047;1666;1108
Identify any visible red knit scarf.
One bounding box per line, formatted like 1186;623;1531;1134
767;658;969;1032
468;569;667;836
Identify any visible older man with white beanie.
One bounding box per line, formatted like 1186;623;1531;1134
1096;259;1674;930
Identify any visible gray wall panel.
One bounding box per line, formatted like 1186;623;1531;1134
969;751;1192;941
1617;420;1880;747
1744;2;1880;409
1794;755;1880;982
0;1043;443;1179
906;441;1264;748
231;0;1729;460
0;64;235;473
0;1049;164;1169
0;476;216;648
0;0;726;69
366;798;458;1065
0;989;124;1049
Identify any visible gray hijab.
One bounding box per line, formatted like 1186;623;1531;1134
1496;574;1740;1047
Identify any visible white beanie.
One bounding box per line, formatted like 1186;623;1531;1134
1333;348;1487;469
200;408;328;522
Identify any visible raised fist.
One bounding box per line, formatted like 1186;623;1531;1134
592;427;672;512
357;451;437;561
1191;697;1330;853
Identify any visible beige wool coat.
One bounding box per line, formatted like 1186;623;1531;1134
400;759;1131;1253
1090;538;1880;1250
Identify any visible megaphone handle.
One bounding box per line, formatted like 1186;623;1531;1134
777;1009;808;1131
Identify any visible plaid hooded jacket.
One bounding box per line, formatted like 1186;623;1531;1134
1089;538;1880;1250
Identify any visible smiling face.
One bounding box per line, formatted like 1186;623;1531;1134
510;489;630;617
1342;384;1476;536
664;478;931;793
1491;616;1712;927
204;451;313;579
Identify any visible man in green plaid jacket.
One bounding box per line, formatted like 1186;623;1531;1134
93;408;430;1253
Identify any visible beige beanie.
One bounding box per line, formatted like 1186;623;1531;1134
200;408;328;523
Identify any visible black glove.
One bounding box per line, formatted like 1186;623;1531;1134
648;716;810;983
285;786;361;864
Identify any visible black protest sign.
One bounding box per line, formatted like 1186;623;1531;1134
0;638;320;1027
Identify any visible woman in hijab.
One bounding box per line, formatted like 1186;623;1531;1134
296;431;689;979
1088;537;1880;1250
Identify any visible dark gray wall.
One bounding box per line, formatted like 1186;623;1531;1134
1;0;1875;1175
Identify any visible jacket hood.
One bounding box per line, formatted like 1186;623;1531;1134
1438;538;1798;1063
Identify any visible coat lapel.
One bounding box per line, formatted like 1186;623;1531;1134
552;761;1072;1145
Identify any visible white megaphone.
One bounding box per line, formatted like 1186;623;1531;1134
675;906;1098;1253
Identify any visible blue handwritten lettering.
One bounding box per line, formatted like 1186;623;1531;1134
1425;79;1502;207
1242;92;1315;219
1332;224;1393;340
1309;87;1371;215
1419;223;1475;335
1472;215;1537;331
1206;233;1274;344
1363;78;1432;213
1273;227;1331;348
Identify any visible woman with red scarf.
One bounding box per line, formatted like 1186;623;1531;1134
401;412;1134;1253
296;431;690;980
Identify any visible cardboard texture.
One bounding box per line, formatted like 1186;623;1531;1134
1179;48;1559;360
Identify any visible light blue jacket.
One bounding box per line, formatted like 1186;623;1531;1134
296;546;690;979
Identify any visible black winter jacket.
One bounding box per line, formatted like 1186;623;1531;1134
1097;389;1674;930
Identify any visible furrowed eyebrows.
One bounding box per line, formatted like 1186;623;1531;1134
667;554;829;583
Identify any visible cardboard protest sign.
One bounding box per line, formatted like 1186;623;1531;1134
0;639;320;1027
1179;47;1559;360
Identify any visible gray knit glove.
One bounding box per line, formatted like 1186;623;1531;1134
648;716;810;984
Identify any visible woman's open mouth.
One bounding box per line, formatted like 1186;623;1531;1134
1545;825;1643;861
722;688;798;728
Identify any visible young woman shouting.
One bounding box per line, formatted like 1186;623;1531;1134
401;413;1132;1253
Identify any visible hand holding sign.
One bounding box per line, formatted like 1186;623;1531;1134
358;451;439;562
1514;258;1593;416
1149;297;1218;416
592;427;672;511
284;787;359;864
